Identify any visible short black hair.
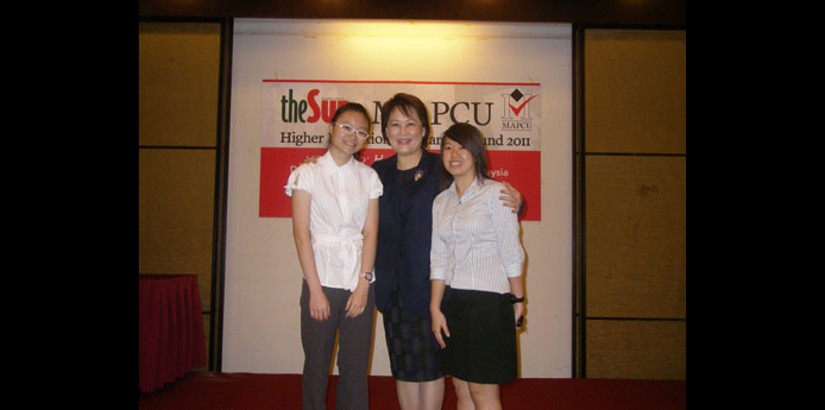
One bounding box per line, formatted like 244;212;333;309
380;93;431;149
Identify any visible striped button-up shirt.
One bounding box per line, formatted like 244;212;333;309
430;177;524;294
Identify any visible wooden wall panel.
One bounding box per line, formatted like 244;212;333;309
139;149;216;311
585;156;685;318
139;22;221;147
584;29;686;154
139;21;222;362
581;27;686;380
586;320;685;379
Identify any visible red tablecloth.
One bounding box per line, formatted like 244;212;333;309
139;274;207;393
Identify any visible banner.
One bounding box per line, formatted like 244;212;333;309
260;80;542;221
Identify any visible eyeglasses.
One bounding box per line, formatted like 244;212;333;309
334;123;370;140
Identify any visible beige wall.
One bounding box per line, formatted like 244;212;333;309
583;29;686;379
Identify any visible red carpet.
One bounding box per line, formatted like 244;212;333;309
139;372;685;409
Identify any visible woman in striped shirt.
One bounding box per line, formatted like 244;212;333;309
430;122;526;410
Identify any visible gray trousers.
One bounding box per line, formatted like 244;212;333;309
301;280;375;410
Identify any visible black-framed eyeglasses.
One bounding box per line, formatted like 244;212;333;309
334;123;370;140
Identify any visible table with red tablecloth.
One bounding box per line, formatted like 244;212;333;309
139;274;207;393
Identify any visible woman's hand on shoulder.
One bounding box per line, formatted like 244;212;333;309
499;182;523;213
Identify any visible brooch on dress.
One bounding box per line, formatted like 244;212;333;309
414;169;424;181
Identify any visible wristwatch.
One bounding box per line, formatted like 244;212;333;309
361;272;374;281
509;294;525;304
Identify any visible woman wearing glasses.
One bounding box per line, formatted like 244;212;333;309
285;102;382;410
372;93;522;410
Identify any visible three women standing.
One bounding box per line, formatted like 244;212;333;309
288;95;525;410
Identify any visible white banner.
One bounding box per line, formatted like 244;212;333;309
261;80;541;151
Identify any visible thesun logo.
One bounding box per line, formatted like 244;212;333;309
501;89;536;131
280;88;348;124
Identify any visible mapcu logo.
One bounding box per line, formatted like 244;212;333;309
501;89;537;131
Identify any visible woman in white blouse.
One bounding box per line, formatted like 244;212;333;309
285;102;383;410
429;122;526;410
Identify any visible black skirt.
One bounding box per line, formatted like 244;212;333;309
382;286;444;382
440;287;518;384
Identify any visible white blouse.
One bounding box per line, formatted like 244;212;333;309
430;178;524;294
285;151;383;291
